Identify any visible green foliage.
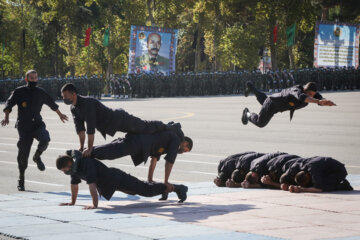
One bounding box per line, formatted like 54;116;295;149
0;0;359;78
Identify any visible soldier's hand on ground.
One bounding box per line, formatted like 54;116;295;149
59;113;68;123
289;185;301;193
241;180;250;188
225;179;235;188
1;118;9;127
82;148;92;157
319;99;336;106
213;177;221;186
83;205;97;210
261;175;272;185
59;202;75;206
281;183;289;191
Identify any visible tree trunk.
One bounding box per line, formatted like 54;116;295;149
269;13;277;70
321;7;328;21
19;30;24;77
213;0;221;71
194;24;200;72
54;25;58;76
147;0;156;25
288;46;295;69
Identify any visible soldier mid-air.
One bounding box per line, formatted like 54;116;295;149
241;82;336;128
1;70;68;191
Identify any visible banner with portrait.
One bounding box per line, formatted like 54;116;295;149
314;21;359;68
128;25;179;75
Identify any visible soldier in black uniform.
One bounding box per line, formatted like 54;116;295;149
90;129;192;200
260;154;301;189
61;83;180;158
225;152;266;188
242;82;336;128
56;150;188;210
279;157;310;190
1;70;68;191
242;152;286;188
287;156;353;193
213;151;255;187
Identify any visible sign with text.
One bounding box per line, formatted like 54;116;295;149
314;21;359;68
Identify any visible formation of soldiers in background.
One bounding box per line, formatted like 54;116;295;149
1;66;360;102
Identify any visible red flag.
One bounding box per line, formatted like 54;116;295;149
84;27;91;47
273;25;278;43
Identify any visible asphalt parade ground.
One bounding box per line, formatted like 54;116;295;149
0;91;359;240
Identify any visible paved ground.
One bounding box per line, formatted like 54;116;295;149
0;91;359;239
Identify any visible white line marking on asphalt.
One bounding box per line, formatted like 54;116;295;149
0;139;224;159
177;159;217;165
348;165;360;168
25;180;64;187
186;152;225;158
161;112;195;121
0;150;7;153
0;160;57;170
115;163;216;176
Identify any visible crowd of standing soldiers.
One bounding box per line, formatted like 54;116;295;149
1;67;360;101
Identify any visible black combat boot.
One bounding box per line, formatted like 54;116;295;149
173;184;188;203
159;192;168;201
242;108;249;125
17;179;25;191
33;150;45;171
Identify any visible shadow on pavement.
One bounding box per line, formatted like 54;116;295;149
96;201;256;222
45;191;141;201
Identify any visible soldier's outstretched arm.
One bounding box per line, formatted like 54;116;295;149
59;184;79;206
148;157;158;182
83;134;95;157
304;97;336;106
288;185;322;193
78;131;86;152
2;90;18;126
164;161;174;191
55;109;68;123
1;109;10;127
83;183;98;210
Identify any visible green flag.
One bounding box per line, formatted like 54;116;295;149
286;24;296;46
103;28;110;47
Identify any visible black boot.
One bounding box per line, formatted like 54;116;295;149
159;192;168;201
336;179;353;191
33;150;45;171
242;108;249;125
174;184;188;203
17;179;25;191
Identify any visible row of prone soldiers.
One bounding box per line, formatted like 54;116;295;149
1;67;360;101
214;151;353;193
0;75;104;102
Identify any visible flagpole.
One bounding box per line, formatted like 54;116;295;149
1;45;4;80
87;46;90;77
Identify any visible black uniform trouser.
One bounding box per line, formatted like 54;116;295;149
319;166;347;192
91;137;139;160
113;109;166;135
116;171;166;197
249;89;277;128
17;122;50;178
